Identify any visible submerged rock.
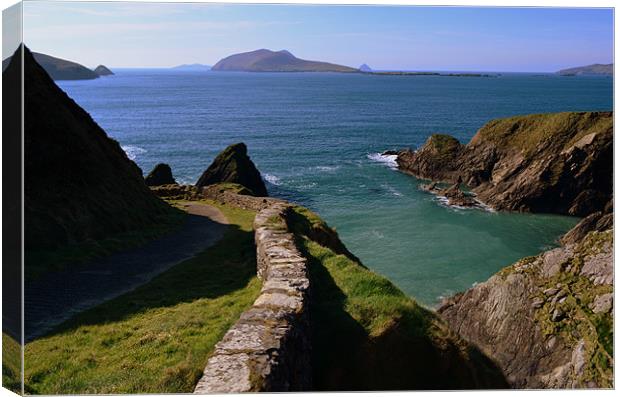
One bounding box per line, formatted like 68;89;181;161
144;163;176;186
196;143;268;196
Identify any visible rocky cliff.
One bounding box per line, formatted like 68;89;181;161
397;112;613;216
438;229;613;388
20;45;173;252
196;143;268;196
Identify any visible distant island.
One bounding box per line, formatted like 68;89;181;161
367;71;497;77
557;63;613;76
172;63;212;71
94;64;114;76
211;49;357;72
2;50;100;80
359;63;372;72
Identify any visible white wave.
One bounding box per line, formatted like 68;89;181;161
264;173;282;186
315;165;340;172
382;183;403;197
367;152;398;169
122;145;146;161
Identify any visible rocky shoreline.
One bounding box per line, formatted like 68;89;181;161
387;111;614;388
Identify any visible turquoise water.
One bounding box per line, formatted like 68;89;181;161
57;71;611;306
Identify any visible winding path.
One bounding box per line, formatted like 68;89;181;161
25;202;228;342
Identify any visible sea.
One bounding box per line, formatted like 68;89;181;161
57;70;612;307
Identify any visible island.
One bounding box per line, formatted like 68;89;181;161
172;63;212;71
94;64;114;76
557;63;613;76
211;49;357;72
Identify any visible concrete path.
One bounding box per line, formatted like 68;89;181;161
24;202;228;342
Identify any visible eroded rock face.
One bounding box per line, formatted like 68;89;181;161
196;143;268;196
438;230;614;388
397;112;613;216
144;163;176;186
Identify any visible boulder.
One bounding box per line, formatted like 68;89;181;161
144;163;176;186
196;143;268;196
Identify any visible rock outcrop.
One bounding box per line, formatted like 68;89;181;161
144;163;176;186
212;49;357;73
438;229;613;388
93;65;114;76
397;112;613;216
19;45;173;251
196;143;268;196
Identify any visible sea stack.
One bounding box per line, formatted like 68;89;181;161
94;65;114;76
145;163;176;186
196;142;268;196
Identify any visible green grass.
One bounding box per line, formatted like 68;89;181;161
24;202;261;394
290;209;507;390
2;333;22;394
26;208;187;281
474;112;612;157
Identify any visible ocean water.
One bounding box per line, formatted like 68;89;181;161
58;71;612;307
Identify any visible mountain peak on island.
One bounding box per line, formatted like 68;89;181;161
94;64;114;76
211;49;357;73
557;63;613;76
359;63;372;72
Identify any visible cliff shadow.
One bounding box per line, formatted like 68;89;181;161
301;239;508;390
34;219;257;340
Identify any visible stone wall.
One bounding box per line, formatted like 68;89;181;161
193;202;312;393
202;184;287;212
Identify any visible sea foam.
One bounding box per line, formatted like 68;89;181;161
367;152;398;169
264;173;282;186
122;145;147;161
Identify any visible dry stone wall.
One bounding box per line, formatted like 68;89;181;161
194;201;312;393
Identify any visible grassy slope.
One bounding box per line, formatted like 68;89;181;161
2;333;21;394
289;206;507;390
24;201;261;394
26;209;186;280
472;111;612;157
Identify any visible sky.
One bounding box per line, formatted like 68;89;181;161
11;1;614;72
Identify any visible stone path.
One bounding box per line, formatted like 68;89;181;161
24;202;227;342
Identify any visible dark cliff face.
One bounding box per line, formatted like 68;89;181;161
20;46;172;251
438;229;613;388
397;112;613;217
196;143;268;196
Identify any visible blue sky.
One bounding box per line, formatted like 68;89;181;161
19;2;613;72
